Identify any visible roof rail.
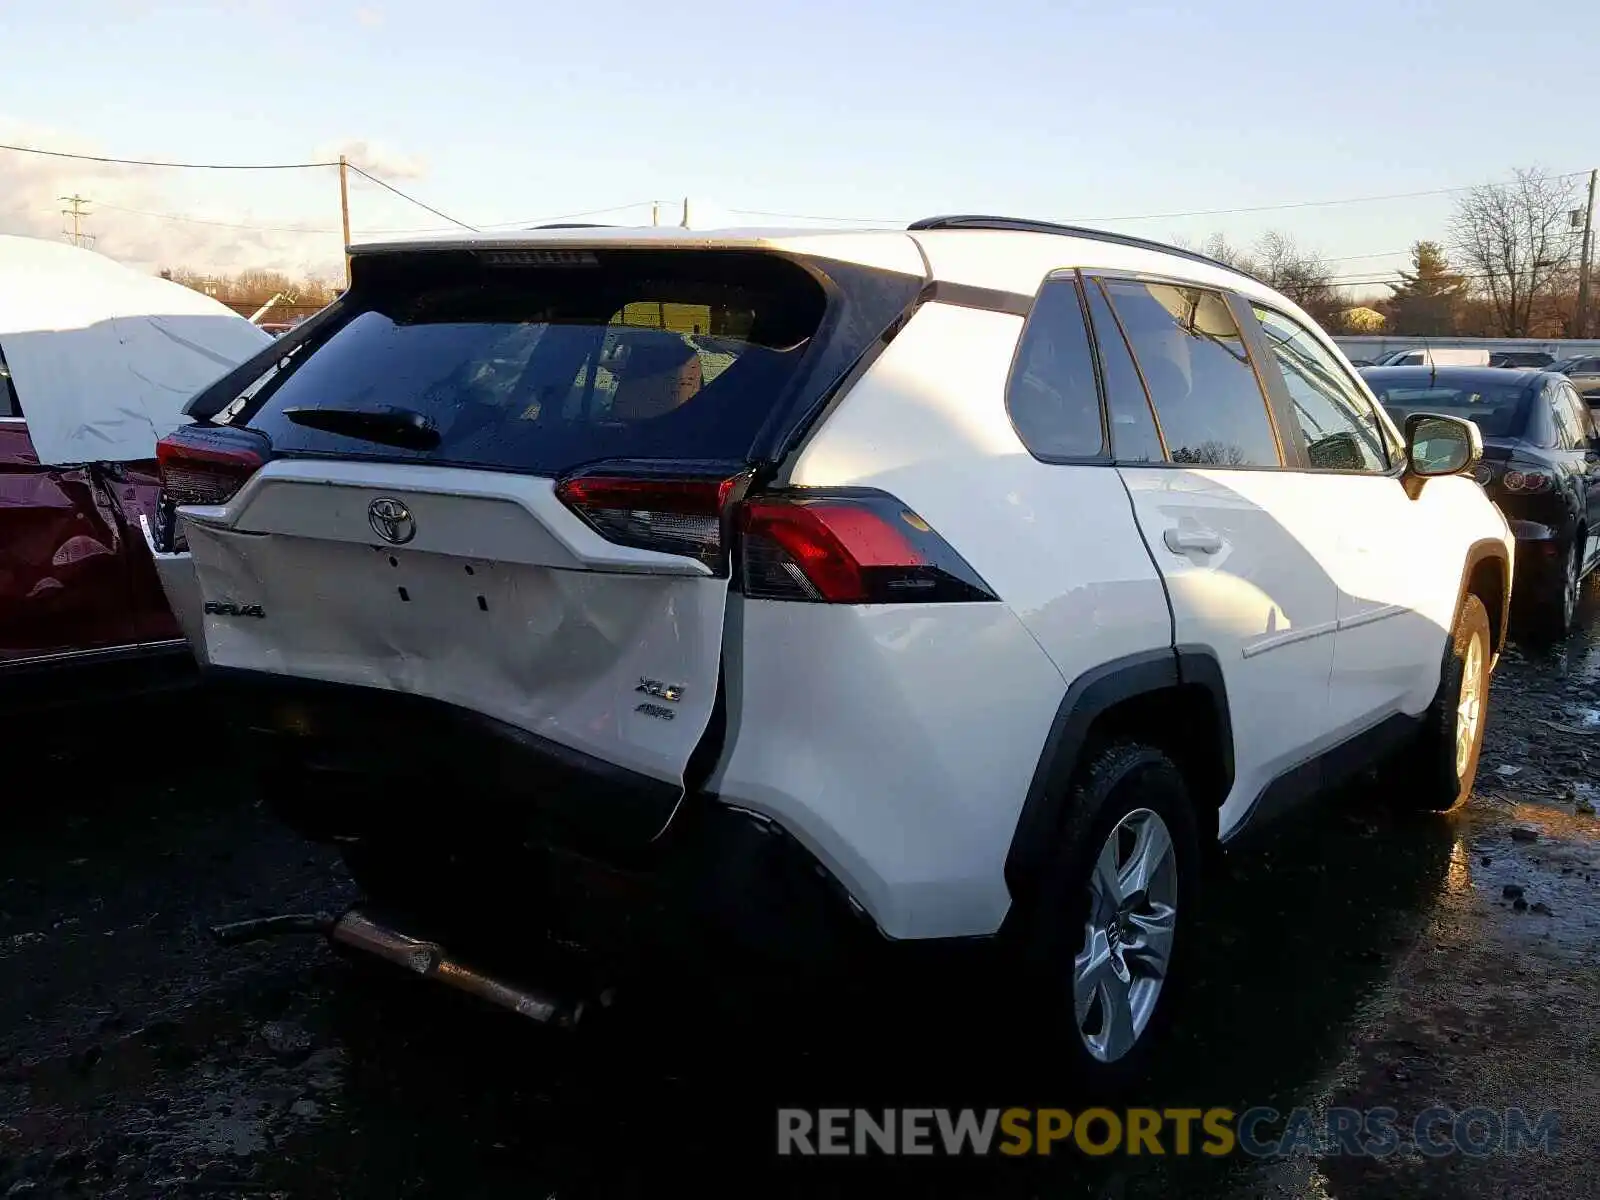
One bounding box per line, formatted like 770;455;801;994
906;215;1253;278
529;222;615;230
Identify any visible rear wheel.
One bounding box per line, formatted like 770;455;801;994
1527;539;1580;643
1016;742;1200;1090
1388;592;1491;813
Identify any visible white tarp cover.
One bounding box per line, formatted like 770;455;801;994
0;235;273;465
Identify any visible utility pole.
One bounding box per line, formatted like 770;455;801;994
651;201;659;227
680;196;690;229
1576;168;1597;338
59;195;93;247
338;155;352;291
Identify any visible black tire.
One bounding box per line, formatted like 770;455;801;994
1013;742;1201;1093
1526;538;1580;643
1389;592;1491;813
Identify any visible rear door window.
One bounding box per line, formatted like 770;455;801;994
1102;280;1281;467
1084;279;1164;462
234;250;857;475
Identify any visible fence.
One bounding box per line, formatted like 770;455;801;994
1333;335;1600;361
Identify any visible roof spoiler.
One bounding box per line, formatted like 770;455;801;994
184;296;347;421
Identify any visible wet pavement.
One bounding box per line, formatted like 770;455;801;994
3;604;1598;1198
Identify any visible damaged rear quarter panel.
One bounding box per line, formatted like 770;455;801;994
0;422;137;660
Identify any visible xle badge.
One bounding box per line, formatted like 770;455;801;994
636;678;685;703
635;678;685;722
203;601;265;619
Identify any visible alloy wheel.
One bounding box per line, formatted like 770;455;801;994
1456;630;1485;779
1073;807;1178;1063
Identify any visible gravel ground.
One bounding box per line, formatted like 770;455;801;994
2;599;1597;1199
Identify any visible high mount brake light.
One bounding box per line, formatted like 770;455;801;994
555;473;742;567
737;492;996;604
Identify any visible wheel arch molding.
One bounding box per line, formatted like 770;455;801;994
1458;537;1512;658
1004;646;1233;907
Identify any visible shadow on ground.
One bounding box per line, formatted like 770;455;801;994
2;595;1597;1198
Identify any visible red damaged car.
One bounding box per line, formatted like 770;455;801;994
0;236;272;709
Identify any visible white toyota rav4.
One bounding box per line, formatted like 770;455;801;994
149;217;1513;1083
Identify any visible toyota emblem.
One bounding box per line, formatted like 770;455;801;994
368;497;416;545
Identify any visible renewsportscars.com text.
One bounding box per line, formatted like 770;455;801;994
776;1106;1559;1158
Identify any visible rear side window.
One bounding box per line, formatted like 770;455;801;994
1005;278;1105;459
1103;280;1280;467
1084;280;1164;462
232;250;905;474
1371;382;1534;441
1550;383;1589;450
0;345;19;418
1563;383;1597;438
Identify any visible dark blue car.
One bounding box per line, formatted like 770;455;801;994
1362;366;1600;640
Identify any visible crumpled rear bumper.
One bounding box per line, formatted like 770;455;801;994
139;514;206;656
216;670;893;977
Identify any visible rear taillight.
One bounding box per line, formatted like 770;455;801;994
156;427;267;506
555;469;744;568
154;425;270;551
737;491;996;604
1502;468;1554;494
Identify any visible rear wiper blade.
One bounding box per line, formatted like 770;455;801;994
282;406;441;451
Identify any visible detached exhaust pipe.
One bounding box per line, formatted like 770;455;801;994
329;908;585;1027
210;908;585;1028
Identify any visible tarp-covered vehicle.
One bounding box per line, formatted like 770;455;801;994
0;235;273;709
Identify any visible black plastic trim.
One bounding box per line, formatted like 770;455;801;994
1457;536;1513;655
922;280;1035;317
1174;645;1235;787
1004;646;1232;900
210;669;685;860
184;297;347;420
909;215;1262;281
1221;711;1421;846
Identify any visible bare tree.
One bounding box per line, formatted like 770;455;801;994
1251;231;1341;326
1449;168;1580;337
1185;230;1342;326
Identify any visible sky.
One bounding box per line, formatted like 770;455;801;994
0;0;1595;293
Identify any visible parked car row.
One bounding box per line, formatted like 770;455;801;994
1361;364;1600;640
0;236;272;711
1355;346;1600;393
143;218;1515;1086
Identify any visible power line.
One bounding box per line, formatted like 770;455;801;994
92;201;338;235
0;141;337;170
726;207;906;224
728;171;1591;228
344;163;478;231
487;200;657;229
1073;172;1592;223
70;198;664;238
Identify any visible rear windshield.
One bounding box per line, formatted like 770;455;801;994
228;248;915;474
1372;381;1534;439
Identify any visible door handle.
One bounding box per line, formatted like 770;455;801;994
1163;527;1224;556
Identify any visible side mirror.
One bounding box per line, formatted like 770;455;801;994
1404;412;1481;485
